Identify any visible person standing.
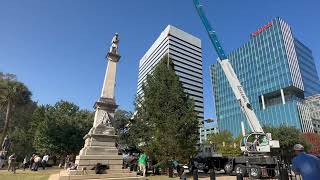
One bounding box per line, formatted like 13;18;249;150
1;135;11;152
42;154;49;170
292;144;320;180
33;155;42;171
64;155;70;169
8;153;16;173
138;152;147;177
23;156;28;171
0;151;5;168
30;154;35;170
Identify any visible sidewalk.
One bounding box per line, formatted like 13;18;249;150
199;177;236;180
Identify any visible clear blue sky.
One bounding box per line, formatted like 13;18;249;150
1;0;320;121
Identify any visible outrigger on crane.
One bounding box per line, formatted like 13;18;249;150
193;0;280;154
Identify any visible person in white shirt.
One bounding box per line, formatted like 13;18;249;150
23;156;28;170
42;154;49;170
8;153;16;173
33;155;42;171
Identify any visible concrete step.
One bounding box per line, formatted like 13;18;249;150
67;169;131;175
58;173;141;180
83;149;119;155
76;155;122;160
90;177;146;180
99;177;146;180
77;164;123;170
76;159;122;165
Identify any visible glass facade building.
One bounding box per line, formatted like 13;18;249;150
211;17;320;136
305;94;320;134
294;40;320;97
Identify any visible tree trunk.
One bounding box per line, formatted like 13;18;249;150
1;100;12;145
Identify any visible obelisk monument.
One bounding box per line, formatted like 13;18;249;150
75;33;122;170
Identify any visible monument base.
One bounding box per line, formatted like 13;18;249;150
75;124;122;170
55;170;146;180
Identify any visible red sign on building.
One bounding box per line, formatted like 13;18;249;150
251;21;273;37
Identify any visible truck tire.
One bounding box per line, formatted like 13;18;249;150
189;166;194;173
203;168;209;173
224;163;233;175
267;168;276;177
249;165;262;179
235;164;246;177
266;165;276;177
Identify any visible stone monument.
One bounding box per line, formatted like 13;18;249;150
75;33;122;170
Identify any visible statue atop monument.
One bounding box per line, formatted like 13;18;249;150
109;33;119;55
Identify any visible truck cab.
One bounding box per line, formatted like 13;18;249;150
240;133;280;154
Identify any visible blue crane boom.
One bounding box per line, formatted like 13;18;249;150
192;0;280;153
192;0;264;134
193;0;227;60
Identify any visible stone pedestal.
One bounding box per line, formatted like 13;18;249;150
75;97;121;170
75;125;122;170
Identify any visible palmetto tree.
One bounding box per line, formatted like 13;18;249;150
0;73;32;145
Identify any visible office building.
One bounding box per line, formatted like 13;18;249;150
137;25;204;125
211;17;320;136
305;94;320;134
200;119;219;143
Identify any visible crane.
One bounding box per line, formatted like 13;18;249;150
193;0;279;153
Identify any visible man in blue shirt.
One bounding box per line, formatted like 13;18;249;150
292;144;320;180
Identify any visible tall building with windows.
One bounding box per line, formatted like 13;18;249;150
211;17;320;136
137;25;204;126
305;94;320;134
200;119;219;143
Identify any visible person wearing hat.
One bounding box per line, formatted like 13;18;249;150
292;144;320;180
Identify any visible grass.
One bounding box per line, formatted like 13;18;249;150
0;168;60;180
0;172;50;180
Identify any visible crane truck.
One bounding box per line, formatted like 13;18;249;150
192;0;281;178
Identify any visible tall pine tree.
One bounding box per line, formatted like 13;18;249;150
131;54;199;164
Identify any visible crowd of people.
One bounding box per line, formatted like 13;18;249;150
0;151;75;174
2;153;50;173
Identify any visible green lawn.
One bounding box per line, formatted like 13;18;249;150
0;173;50;180
0;168;60;180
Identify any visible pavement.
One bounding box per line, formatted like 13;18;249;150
198;177;236;180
